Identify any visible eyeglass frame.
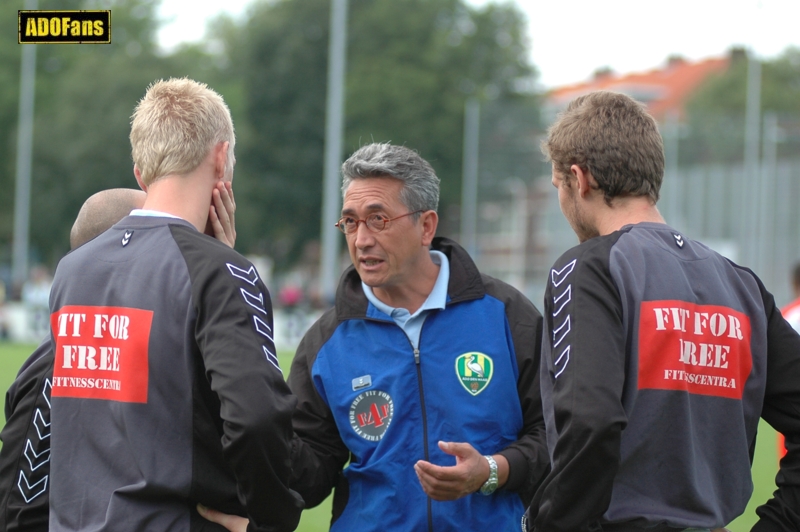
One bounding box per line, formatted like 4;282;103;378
334;210;425;235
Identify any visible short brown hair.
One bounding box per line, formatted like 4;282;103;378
542;91;664;204
69;188;145;249
130;78;235;186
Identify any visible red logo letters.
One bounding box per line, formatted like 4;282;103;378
638;301;752;399
357;403;391;428
51;306;153;403
348;390;394;441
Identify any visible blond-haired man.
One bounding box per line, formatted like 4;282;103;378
0;184;239;532
48;79;302;532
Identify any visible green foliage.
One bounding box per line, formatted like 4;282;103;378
1;0;538;276
683;47;800;164
0;5;29;267
1;0;173;267
211;0;538;268
30;0;172;264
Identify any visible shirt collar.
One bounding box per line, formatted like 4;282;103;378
129;209;183;220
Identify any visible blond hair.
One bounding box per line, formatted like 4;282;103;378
130;78;235;186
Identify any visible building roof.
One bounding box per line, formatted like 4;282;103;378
545;55;730;121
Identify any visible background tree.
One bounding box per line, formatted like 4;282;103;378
217;0;538;269
1;0;238;272
1;0;538;284
683;47;800;164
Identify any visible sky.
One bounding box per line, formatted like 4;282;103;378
156;0;800;89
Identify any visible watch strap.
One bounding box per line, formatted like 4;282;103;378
479;454;499;495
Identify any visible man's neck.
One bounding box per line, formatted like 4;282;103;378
371;253;441;315
141;173;213;232
596;196;666;236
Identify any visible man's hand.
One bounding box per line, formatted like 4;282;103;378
414;441;507;501
205;181;236;248
197;504;249;532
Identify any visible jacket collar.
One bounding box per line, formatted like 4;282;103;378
334;236;485;320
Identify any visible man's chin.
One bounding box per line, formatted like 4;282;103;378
357;268;384;287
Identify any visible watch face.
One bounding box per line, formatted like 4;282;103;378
480;480;498;495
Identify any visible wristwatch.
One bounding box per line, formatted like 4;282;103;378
479;455;498;495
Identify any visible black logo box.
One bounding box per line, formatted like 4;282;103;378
19;11;110;44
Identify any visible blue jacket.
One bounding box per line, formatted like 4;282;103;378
288;237;548;531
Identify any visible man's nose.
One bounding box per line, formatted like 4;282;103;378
353;221;375;247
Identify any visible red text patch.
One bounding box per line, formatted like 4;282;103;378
638;300;752;399
51;305;152;403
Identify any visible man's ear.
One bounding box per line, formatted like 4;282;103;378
569;164;597;199
214;141;230;181
420;210;439;247
133;165;147;192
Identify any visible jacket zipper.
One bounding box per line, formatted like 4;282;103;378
412;345;433;532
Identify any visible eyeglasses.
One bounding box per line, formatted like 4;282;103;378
335;210;424;235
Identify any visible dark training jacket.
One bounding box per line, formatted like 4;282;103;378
46;216;302;532
288;237;549;531
532;222;800;532
0;338;53;532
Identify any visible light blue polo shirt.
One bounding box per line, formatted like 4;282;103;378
362;250;449;350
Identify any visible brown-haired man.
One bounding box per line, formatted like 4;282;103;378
527;90;800;532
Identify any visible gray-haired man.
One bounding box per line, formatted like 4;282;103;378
202;142;548;532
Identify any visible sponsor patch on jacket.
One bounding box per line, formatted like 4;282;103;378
351;374;371;391
455;352;493;395
51;305;152;403
349;390;393;441
638;300;752;399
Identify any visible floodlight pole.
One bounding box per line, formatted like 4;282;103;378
319;0;348;305
12;0;39;290
758;112;778;284
664;110;680;228
742;53;761;270
461;97;480;258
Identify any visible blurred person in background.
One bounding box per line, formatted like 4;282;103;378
774;262;800;457
200;142;549;531
0;184;237;532
21;266;52;341
779;262;800;333
528;90;800;532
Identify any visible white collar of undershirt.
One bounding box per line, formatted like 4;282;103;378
129;209;183;220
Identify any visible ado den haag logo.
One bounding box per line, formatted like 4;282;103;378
19;11;110;44
349;390;393;441
455;352;494;396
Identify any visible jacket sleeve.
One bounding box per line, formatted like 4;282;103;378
532;249;628;532
752;279;800;532
491;280;549;505
0;338;53;532
178;231;303;532
287;310;351;508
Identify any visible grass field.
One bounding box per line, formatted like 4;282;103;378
0;342;779;531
